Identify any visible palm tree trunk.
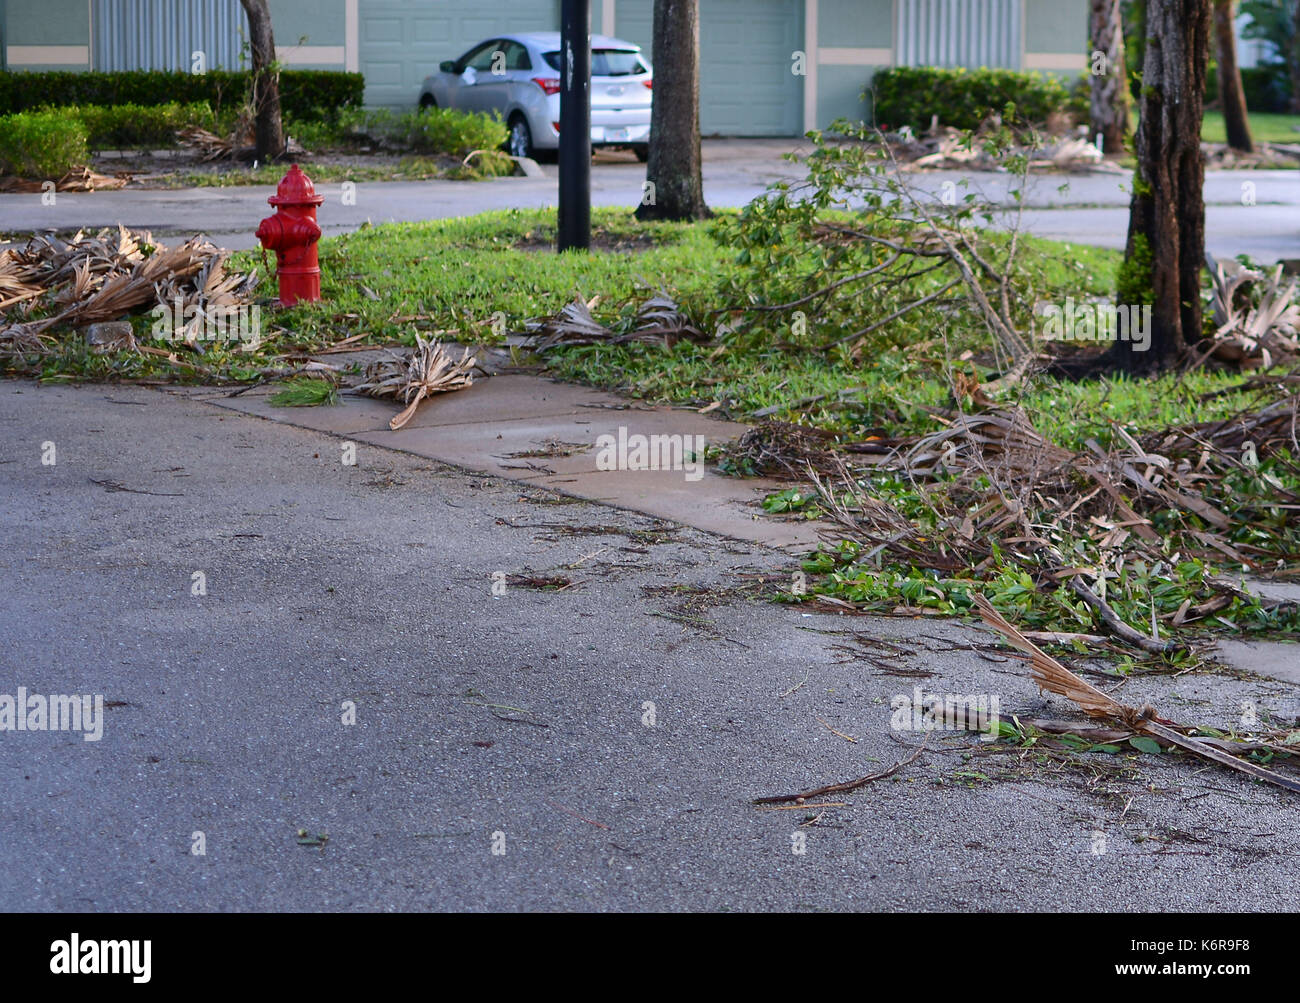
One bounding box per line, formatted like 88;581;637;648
1089;0;1130;154
636;0;710;221
1114;0;1212;372
1213;0;1254;151
239;0;285;161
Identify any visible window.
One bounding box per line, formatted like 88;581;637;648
460;40;502;73
501;41;532;71
543;49;647;77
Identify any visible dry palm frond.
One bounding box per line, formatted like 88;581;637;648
356;336;476;430
527;296;612;353
0;322;52;358
0;167;128;193
973;593;1300;795
1205;255;1300;368
627;291;708;346
902;406;1072;479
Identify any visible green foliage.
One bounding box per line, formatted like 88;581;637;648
0;110;88;177
871;66;1073;130
0;70;364;123
1205;65;1294;112
337;106;508;157
1241;0;1298;110
1116;232;1155;307
269;377;339;407
60;102;217;150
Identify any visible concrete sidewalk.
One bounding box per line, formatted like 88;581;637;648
199;370;823;552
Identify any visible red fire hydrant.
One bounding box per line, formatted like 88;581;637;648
256;164;324;305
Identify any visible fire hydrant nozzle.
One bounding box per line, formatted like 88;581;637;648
256;164;325;306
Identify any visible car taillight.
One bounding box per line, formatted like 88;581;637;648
551;122;561;132
532;78;561;95
642;79;653;90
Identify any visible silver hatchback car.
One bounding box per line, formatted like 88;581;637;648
419;32;653;161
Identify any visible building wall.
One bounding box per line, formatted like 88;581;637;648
5;0;91;69
2;0;1093;132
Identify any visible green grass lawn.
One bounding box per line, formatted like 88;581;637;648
1200;110;1300;144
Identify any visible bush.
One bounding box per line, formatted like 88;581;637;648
871;66;1072;131
0;110;88;177
1205;63;1294;112
0;70;363;123
64;102;217;150
339;107;508;157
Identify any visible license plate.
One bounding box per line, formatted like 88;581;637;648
606;127;628;142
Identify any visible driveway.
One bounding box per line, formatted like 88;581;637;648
2;138;1295;261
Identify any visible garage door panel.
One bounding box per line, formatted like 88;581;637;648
615;0;800;136
359;0;559;107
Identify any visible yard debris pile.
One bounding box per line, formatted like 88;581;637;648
1202;140;1300;169
798;374;1299;639
880;121;1119;173
526;293;710;353
355;334;476;429
0;166;130;193
177;123;306;163
0;225;259;359
1203;256;1299;368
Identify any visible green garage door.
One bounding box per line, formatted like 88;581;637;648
359;0;559;108
614;0;802;135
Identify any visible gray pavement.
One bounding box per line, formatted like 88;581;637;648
2;382;1299;911
2;138;1295;261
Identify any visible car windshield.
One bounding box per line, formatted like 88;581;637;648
542;49;647;76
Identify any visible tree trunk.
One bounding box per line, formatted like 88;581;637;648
239;0;285;161
1089;0;1130;154
636;0;710;221
1114;0;1211;373
1213;0;1254;151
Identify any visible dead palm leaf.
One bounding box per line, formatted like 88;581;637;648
356;336;476;430
972;593;1300;795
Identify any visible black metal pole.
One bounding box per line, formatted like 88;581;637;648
558;0;591;252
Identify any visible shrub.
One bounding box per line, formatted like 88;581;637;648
1205;63;1294;112
871;66;1072;131
65;102;217;150
0;110;88;177
400;108;507;157
339;107;508;157
0;70;363;123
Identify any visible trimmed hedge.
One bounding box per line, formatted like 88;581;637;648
871;66;1072;131
338;107;508;157
0;70;363;123
65;102;218;150
0;110;88;177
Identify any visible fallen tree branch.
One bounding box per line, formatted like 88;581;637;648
752;739;928;805
973;594;1300;796
1068;577;1183;654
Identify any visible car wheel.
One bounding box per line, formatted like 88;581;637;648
507;115;535;159
633;144;649;163
419;94;437;110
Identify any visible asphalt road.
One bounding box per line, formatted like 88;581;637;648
2;139;1296;261
2;383;1297;911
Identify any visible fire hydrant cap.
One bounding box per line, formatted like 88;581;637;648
268;164;325;207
